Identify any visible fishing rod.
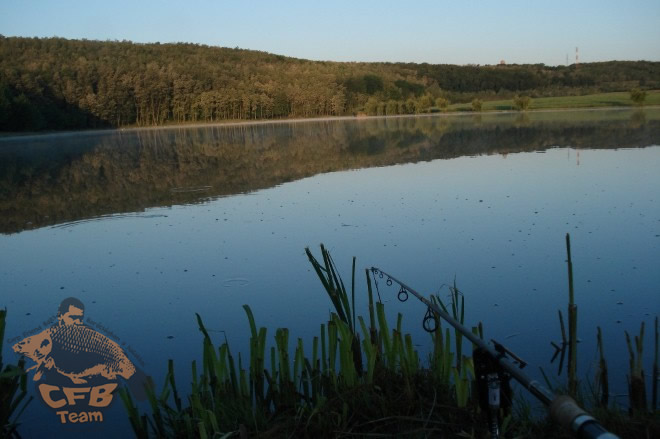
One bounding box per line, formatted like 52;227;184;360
371;267;619;439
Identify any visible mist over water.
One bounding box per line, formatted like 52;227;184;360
1;109;659;437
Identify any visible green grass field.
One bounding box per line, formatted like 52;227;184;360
449;90;660;112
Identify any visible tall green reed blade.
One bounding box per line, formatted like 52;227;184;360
453;355;474;408
596;326;610;407
256;328;267;400
324;247;352;330
275;328;291;385
365;269;377;344
430;294;450;382
198;422;208;439
404;333;419;375
269;346;277;393
392;328;403;373
305;245;351;330
239;353;249;398
307;245;366;376
191;360;199;398
358;316;377;384
328;320;338;383
321;323;327;374
144;373;168;437
243;305;266;404
351;256;356;333
565;233;578;396
204;409;220;435
1;309;32;439
306;247;344;322
0;309;5;366
303;358;315;405
118;387;149;439
196;313;219;396
334;315;357;387
443;328;454;385
168;359;182;412
217;343;231;387
312;336;319;376
448;281;464;370
595;327;609;407
625;323;647;412
566;234;575;305
244;305;258;340
430;319;445;381
226;343;240;398
395;313;404;372
452;366;469;408
294;338;305;391
376;302;393;368
558;310;567;345
183;413;194;439
301;361;311;404
653;316;658;412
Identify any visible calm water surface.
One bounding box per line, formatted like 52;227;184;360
1;109;659;437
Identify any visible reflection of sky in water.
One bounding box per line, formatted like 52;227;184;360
2;145;659;437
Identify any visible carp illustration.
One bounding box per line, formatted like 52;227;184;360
12;297;137;385
14;324;136;384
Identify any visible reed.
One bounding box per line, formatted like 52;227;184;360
625;322;647;413
653;316;658;412
118;245;483;437
0;309;32;439
565;233;578;396
595;327;609;407
115;243;658;438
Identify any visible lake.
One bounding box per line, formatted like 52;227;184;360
1;109;659;437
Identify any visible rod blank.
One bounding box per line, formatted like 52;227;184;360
371;267;619;439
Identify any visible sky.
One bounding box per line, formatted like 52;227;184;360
1;0;659;66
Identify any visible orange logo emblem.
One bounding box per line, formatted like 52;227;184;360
12;297;148;425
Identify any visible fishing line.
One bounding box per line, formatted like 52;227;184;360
370;268;383;303
370;266;619;439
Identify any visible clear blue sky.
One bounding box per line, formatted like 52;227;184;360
1;0;659;65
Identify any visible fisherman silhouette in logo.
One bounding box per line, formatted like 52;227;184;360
13;297;148;398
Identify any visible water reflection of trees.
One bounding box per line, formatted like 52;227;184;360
1;111;659;234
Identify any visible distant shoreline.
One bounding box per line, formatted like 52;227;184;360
1;104;658;142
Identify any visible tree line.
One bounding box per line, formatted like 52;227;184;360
1;36;658;131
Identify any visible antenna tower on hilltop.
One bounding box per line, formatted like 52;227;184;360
575;47;579;67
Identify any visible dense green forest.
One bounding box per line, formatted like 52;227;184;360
1;35;659;131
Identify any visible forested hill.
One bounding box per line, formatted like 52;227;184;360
1;35;659;131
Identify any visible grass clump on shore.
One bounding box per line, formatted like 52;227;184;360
120;245;488;438
117;243;658;438
0;309;32;439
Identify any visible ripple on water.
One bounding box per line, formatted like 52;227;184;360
51;213;168;229
223;278;250;288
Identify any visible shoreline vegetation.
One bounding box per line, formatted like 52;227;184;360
1;36;659;133
119;243;659;438
121;242;656;438
2;243;659;437
2;100;659;140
